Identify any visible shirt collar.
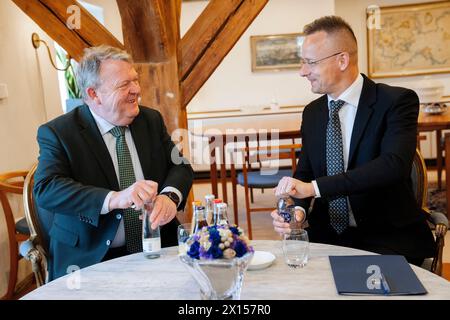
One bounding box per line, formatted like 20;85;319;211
327;73;364;108
88;107;118;136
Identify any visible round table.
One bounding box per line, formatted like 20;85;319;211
22;240;450;300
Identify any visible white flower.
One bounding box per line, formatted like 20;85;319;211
223;248;236;259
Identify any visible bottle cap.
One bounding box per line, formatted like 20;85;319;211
205;194;215;200
213;199;223;204
216;203;227;209
192;200;202;205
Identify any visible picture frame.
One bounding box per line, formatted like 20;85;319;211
250;33;304;72
367;1;450;78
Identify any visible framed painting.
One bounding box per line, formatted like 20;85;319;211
367;1;450;78
250;33;304;72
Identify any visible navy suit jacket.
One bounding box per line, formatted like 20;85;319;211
34;105;193;281
295;75;435;259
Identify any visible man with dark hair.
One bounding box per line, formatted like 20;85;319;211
34;45;193;280
271;16;435;265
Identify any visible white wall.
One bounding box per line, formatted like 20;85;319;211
182;0;335;112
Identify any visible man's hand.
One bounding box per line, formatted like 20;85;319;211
274;177;315;199
270;209;306;235
109;180;158;210
271;209;291;234
149;195;177;229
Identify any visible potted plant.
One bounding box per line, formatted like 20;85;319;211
56;49;83;112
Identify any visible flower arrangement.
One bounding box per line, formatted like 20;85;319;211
186;224;254;260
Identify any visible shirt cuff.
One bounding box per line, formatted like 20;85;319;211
160;186;183;208
102;191;114;215
311;180;321;198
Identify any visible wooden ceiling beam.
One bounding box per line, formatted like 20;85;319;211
12;0;123;61
180;0;268;107
117;0;175;63
12;0;88;60
117;0;182;134
39;0;123;49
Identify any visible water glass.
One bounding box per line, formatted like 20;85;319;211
282;229;309;268
177;223;193;255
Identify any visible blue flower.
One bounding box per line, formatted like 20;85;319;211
185;224;253;260
187;241;200;259
233;241;247;258
207;245;223;259
208;227;221;245
229;226;240;236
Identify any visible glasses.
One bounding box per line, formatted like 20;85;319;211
299;51;343;68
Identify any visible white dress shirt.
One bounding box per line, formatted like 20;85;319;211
89;108;182;247
311;73;364;227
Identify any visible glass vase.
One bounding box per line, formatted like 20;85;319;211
179;252;253;300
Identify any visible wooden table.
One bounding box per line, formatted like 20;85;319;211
21;240;450;300
418;110;450;190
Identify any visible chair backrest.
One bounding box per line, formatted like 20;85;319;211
0;170;28;249
0;170;29;299
240;143;301;174
411;148;448;276
410;148;428;210
23;163;51;285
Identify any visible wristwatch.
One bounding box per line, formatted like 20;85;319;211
160;191;180;207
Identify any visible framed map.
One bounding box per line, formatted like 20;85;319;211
367;1;450;78
250;33;304;72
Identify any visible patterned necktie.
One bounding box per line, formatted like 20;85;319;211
110;126;142;253
326;100;349;234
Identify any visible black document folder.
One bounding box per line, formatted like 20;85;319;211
329;255;427;295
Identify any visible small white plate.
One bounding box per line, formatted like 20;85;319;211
248;251;276;271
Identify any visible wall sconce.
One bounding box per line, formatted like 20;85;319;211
31;33;72;71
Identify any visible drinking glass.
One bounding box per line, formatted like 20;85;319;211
282;229;309;268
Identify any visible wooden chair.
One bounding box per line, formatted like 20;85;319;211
0;170;34;299
411;148;448;276
22;163;48;287
230;143;301;239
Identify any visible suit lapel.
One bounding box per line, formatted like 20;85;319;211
77;105;119;190
129;111;152;180
314;96;329;177
348;75;376;166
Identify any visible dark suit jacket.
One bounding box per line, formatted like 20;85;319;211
295;74;435;259
34;105;194;281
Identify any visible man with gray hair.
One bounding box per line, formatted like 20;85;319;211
34;45;193;281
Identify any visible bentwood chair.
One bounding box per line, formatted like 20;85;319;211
411;148;448;276
0;170;34;299
21;162;48;287
230;143;301;239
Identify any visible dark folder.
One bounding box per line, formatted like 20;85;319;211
329;255;427;296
